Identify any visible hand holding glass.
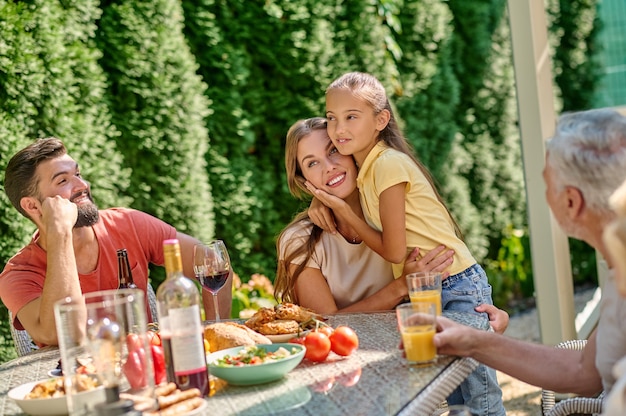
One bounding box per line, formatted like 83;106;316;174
396;302;438;366
193;240;230;321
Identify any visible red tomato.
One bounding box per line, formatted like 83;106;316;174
315;326;334;337
329;326;359;356
147;331;161;346
289;336;306;346
303;332;331;362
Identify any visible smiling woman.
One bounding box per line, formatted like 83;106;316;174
273;117;454;316
275;118;395;313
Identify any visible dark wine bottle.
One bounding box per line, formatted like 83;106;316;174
117;249;137;289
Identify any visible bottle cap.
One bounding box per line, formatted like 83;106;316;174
163;239;183;272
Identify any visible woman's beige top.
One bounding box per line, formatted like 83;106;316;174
279;220;394;309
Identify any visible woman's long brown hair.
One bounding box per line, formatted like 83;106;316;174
274;117;328;304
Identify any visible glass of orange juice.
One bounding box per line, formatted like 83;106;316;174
396;302;437;366
406;272;442;315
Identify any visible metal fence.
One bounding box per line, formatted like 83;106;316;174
596;0;626;107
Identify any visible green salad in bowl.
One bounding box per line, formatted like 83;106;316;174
207;343;305;385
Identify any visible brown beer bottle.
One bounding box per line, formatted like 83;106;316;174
117;249;138;289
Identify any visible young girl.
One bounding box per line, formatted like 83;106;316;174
306;72;506;416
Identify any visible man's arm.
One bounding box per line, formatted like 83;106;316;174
434;317;602;396
18;196;82;345
176;232;233;320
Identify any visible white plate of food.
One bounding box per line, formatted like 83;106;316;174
244;303;324;343
8;376;105;416
265;330;311;343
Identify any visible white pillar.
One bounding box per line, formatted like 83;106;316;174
506;0;576;344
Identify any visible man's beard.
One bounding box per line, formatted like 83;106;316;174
71;191;100;228
75;202;99;228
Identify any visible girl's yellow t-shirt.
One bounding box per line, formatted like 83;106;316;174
357;141;475;278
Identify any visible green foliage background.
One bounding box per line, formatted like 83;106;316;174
0;0;601;361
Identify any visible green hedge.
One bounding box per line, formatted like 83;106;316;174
0;0;601;363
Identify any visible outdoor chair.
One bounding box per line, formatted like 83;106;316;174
9;284;159;357
541;339;604;416
8;310;38;356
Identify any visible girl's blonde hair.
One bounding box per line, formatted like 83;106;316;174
326;72;463;239
274;117;328;304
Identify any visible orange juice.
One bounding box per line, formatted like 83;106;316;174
409;290;442;315
401;325;436;363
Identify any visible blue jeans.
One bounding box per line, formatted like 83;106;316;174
442;264;506;416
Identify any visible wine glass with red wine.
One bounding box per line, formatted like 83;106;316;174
193;240;230;321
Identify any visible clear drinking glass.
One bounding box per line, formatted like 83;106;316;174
54;289;156;415
396;302;438;366
193;240;231;321
406;271;442;315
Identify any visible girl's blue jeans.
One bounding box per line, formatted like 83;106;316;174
442;263;506;416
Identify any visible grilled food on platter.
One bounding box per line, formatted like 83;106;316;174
244;303;324;336
256;319;300;335
204;322;271;352
243;307;277;329
25;374;99;399
275;303;323;322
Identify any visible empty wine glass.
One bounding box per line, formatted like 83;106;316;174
55;289;156;414
193;240;231;321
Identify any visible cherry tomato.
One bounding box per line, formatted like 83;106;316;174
146;331;161;346
315;326;334;337
329;326;359;356
303;332;331;362
289;336;306;346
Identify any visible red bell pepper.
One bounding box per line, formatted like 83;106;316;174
123;333;166;388
126;333;143;352
123;348;147;389
150;345;167;385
